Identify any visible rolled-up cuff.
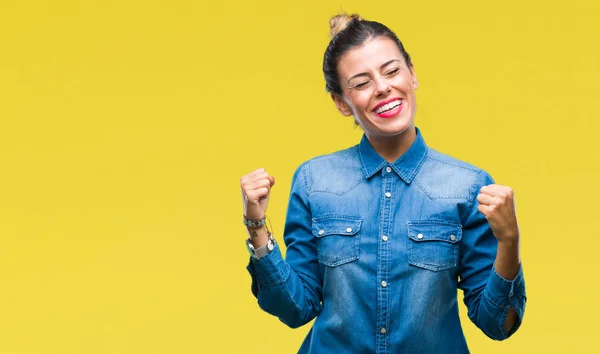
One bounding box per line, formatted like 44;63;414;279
484;263;527;337
245;242;289;288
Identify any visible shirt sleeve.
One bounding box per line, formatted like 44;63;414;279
457;169;527;340
245;161;323;328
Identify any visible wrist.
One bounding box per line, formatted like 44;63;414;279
497;234;519;247
246;231;276;259
243;215;266;228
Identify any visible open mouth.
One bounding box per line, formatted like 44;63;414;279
372;98;404;118
374;99;403;114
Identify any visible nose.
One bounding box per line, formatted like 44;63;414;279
373;76;391;97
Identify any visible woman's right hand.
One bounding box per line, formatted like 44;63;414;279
240;168;275;220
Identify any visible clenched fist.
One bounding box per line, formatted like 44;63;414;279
476;184;520;243
240;168;276;221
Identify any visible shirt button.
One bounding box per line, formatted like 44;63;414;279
346;227;353;233
318;230;325;235
385;166;392;173
450;234;456;241
381;281;387;287
382;235;388;242
417;233;424;239
385;192;391;198
380;328;387;334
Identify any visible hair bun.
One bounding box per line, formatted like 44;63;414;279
329;13;362;39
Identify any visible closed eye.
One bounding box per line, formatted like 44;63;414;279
350;80;372;90
385;68;400;76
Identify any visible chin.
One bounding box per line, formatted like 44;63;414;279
380;119;413;135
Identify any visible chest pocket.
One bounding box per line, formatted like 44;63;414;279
407;220;462;272
312;216;362;267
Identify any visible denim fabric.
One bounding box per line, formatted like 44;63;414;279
247;127;526;354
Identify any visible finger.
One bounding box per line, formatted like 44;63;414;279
242;168;267;182
480;184;511;198
241;172;268;188
268;175;275;187
245;184;270;199
478;204;494;217
476;193;496;206
249;179;273;192
250;172;269;184
253;187;269;199
243;179;273;198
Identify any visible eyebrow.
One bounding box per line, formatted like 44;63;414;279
347;59;401;83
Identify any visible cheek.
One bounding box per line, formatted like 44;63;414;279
358;93;374;111
346;93;371;113
392;74;414;90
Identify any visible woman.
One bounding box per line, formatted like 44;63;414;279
240;14;526;353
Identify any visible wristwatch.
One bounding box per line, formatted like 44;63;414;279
246;232;276;260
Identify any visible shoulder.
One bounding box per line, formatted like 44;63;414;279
293;145;363;195
415;147;493;202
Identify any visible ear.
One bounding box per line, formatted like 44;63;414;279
410;64;418;90
331;93;353;116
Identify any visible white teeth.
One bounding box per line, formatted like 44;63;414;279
375;100;402;114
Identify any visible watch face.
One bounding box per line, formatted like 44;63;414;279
246;240;255;256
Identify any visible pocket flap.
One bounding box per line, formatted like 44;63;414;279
312;216;362;237
407;220;462;243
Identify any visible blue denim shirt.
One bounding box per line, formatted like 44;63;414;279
247;127;526;354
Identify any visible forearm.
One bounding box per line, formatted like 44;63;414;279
463;172;526;340
246;225;269;248
494;238;520;280
494;237;521;332
246;243;322;328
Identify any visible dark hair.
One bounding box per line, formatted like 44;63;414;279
323;14;413;95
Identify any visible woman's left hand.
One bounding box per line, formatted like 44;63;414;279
476;184;520;244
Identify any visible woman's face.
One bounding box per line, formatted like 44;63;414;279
333;36;418;140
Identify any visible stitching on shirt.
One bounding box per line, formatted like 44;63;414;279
301;161;311;193
413;177;471;200
281;270;305;320
427;151;480;200
305;155;365;195
483;289;510;309
405;146;429;182
312;214;363;222
498;305;511;339
467;169;483;205
309;178;365;195
358;144;370;177
412;154;479;200
356;144;386;179
426;152;479;172
413;178;435;200
262;261;291;287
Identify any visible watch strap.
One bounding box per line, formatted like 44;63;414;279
246;233;276;260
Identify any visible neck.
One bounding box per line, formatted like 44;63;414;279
365;126;417;163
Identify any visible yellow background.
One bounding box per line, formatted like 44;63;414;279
1;0;598;353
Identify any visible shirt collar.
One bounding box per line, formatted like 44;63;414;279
358;126;428;183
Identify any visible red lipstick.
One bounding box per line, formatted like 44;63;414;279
372;98;403;119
